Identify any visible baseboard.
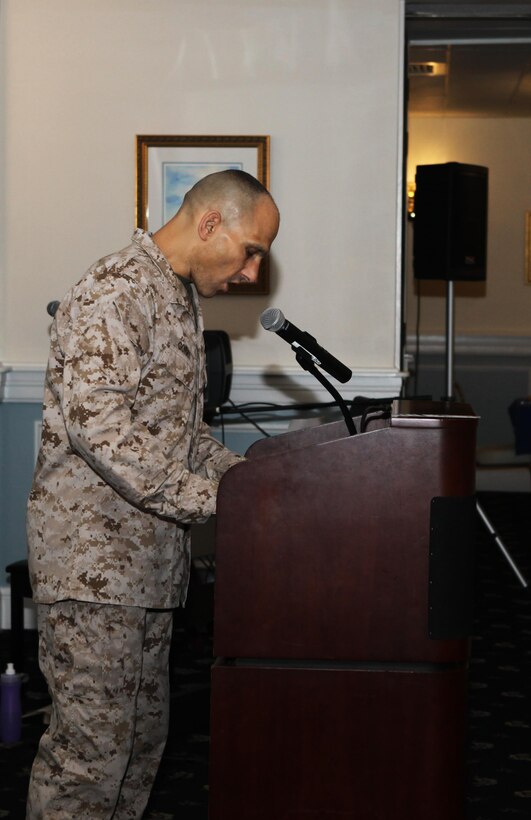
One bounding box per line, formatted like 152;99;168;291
0;363;405;405
406;335;531;358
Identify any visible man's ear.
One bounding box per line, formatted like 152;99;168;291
198;210;221;240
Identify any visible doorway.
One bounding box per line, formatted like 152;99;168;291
403;2;531;448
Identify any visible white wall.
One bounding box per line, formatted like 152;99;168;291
406;116;531;338
0;0;403;378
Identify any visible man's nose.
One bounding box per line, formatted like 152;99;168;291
245;257;262;283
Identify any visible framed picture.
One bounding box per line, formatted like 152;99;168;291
136;134;271;294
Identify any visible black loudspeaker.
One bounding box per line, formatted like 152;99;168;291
413;162;488;281
203;330;233;422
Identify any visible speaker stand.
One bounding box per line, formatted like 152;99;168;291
443;281;527;588
444;280;455;401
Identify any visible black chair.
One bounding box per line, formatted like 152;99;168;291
509;398;531;456
5;559;33;673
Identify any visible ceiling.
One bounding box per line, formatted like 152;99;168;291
407;6;531;116
408;41;531;116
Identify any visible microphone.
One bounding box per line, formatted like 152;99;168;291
260;307;352;383
47;301;60;317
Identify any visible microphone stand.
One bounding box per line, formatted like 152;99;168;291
293;347;357;436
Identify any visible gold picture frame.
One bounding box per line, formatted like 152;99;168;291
136;134;271;295
526;211;531;285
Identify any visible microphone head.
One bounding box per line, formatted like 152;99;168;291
260;307;285;332
47;300;60;317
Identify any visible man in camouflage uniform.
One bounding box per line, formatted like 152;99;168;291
26;170;280;819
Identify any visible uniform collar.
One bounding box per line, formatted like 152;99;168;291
131;228;196;307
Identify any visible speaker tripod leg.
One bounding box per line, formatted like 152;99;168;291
476;500;528;588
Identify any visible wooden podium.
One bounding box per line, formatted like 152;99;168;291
209;400;478;820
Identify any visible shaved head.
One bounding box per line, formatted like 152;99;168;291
181;169;277;225
153;168;280;297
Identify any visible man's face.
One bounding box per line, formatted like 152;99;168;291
191;198;279;298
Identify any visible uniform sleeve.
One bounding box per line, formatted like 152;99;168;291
194;421;245;482
58;292;219;524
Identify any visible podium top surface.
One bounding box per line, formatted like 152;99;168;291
392;399;478;422
243;399;478;461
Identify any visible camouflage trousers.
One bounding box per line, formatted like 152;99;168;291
26;600;173;819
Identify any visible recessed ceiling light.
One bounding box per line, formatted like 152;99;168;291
409;62;448;77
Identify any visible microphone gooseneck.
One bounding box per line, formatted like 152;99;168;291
260;306;356;435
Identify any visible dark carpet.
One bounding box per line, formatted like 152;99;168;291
0;490;530;819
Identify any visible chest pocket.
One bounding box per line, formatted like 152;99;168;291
155;302;200;393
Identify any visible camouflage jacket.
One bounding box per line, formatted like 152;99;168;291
27;229;242;608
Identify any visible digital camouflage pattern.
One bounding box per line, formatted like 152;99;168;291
26;600;173;819
27;229;243;609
